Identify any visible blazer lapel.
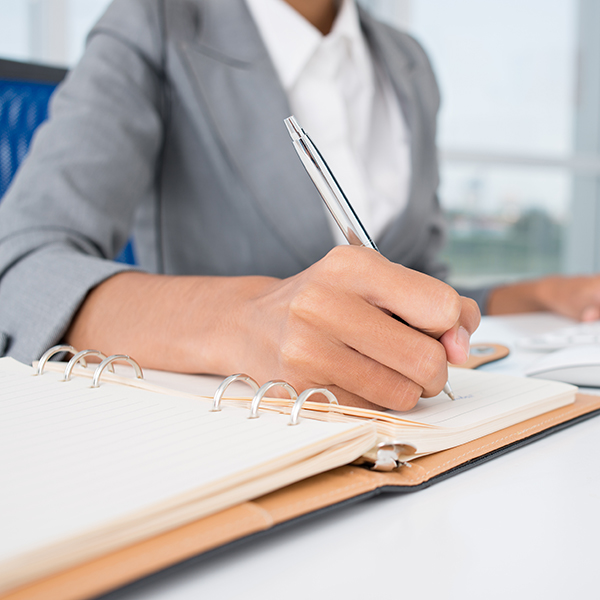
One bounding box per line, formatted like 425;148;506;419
177;0;334;268
359;11;442;268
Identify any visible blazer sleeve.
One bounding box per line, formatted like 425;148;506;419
0;0;166;363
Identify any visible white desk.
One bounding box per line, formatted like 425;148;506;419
108;314;600;600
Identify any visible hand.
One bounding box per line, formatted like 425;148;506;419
67;246;480;412
236;246;480;411
487;275;600;321
533;275;600;320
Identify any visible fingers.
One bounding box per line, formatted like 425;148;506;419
288;281;450;398
581;306;600;322
246;245;480;412
568;276;600;321
439;297;481;365
314;246;466;338
277;331;425;412
501;275;600;322
272;246;479;408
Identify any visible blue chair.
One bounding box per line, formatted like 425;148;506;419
0;57;135;264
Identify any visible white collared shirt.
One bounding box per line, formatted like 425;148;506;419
246;0;411;245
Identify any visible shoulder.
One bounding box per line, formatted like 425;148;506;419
359;8;436;73
377;22;431;62
85;0;166;68
91;0;164;33
358;8;440;108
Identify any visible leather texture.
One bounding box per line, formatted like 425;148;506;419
453;343;511;370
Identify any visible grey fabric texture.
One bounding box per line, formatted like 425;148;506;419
0;331;9;356
0;0;483;364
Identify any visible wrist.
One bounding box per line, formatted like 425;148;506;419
180;275;281;376
67;272;280;376
486;279;547;315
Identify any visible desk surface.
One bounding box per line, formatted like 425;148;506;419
106;314;600;600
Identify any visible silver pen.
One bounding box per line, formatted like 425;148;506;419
284;115;456;401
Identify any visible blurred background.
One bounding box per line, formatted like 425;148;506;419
1;0;598;289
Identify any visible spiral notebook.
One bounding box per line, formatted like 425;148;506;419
0;345;583;597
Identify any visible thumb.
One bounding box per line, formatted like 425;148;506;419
438;297;480;365
581;306;600;322
440;324;471;365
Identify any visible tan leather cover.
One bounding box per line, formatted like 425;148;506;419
453;343;511;370
4;393;599;600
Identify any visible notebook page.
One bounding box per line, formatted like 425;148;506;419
392;367;576;429
0;358;369;571
131;367;576;434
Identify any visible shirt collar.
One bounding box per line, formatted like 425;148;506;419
246;0;366;91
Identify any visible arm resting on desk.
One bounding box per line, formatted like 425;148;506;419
487;275;600;322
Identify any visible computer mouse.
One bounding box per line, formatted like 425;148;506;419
525;344;600;387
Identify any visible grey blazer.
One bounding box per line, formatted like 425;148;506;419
0;0;460;364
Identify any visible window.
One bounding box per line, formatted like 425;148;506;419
363;0;600;287
0;0;112;67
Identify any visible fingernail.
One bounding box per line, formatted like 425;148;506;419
456;326;470;362
581;307;600;322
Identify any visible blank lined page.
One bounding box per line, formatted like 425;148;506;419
394;367;576;428
0;358;365;572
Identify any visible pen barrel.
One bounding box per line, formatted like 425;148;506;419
288;131;378;251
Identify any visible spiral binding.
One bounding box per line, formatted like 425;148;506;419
37;345;83;375
213;374;339;425
250;380;298;419
91;355;143;388
290;388;338;426
373;441;416;471
212;376;416;468
37;346;411;470
38;345;340;426
37;345;143;388
212;374;259;412
64;350;114;381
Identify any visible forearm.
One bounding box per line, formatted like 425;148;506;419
486;280;545;315
486;275;600;321
65;271;277;375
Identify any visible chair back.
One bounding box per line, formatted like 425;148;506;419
0;58;66;198
0;58;135;264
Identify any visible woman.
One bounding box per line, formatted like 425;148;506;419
0;0;593;409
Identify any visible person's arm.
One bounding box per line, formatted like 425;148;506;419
0;0;164;363
487;275;600;321
67;245;480;411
